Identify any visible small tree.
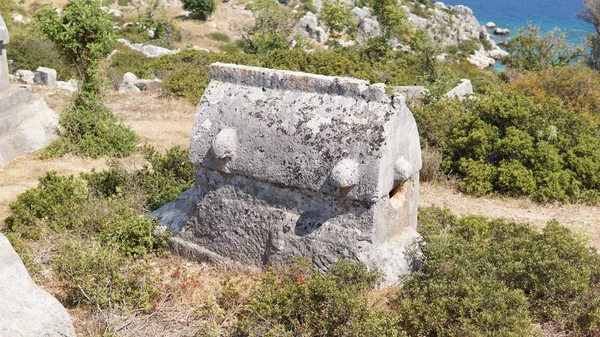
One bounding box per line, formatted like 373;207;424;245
35;0;138;157
320;0;357;40
502;24;583;71
371;0;411;41
242;0;298;53
579;0;600;71
182;0;217;21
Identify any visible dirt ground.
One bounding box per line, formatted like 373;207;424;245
0;89;195;227
421;182;600;247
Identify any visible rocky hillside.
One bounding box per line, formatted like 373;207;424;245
291;0;508;68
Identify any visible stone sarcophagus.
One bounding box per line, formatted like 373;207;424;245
177;63;422;283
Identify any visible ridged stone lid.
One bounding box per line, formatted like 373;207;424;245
189;63;421;203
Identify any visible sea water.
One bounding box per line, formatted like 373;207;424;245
442;0;594;45
442;0;595;70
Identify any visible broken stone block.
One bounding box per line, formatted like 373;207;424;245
0;234;76;337
444;78;473;101
164;63;422;284
34;67;57;87
15;69;34;85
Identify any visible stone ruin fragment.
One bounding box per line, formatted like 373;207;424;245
157;63;422;284
0;14;58;166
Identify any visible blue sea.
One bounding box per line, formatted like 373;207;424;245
442;0;595;47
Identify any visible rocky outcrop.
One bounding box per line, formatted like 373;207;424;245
393;85;429;100
298;12;328;44
161;63;422;285
494;28;510;35
0;234;76;337
402;2;505;69
117;38;179;57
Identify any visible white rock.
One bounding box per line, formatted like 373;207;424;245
34;67;57;87
15;69;34;85
0;234;75;337
486;21;496;28
123;72;138;84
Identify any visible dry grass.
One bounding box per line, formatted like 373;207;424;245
420;182;600;248
167;0;254;51
67;255;262;336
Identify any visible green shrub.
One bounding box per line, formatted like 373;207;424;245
419;90;600;203
480;38;492;51
503;24;584;71
36;0;139;158
237;259;402;336
445;45;459;54
133;146;195;211
207;32;230;42
320;0;357;40
5;172;89;239
407;207;600;335
458;39;480;55
42;92;138;158
55;240;159;310
182;0;216;20
243;0;299;53
6;25;75;80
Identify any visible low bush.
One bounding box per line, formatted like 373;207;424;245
6;24;75;80
3;147;191;310
237;259;402;336
208;32;230;42
401;207;600;336
182;0;216;20
458;39;479;55
55;240;159;310
417;91;600;203
42;91;139;158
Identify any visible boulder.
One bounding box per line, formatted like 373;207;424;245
134;79;162;92
170;63;422;285
352;6;371;22
494;28;510;35
11;13;24;23
357;17;381;42
486;21;496;28
445;79;473;101
0;234;76;337
122;72;138;84
0;87;59;166
15;69;34;85
297;12;328;44
468;50;495;69
34;67;57;87
489;49;509;59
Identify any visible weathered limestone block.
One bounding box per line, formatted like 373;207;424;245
0;15;58;167
34;67;57;87
15;69;35;85
0;234;76;337
445;78;473;101
173;63;422;284
0;14;10;92
393;86;429;101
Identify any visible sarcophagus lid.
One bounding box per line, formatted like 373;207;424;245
190;63;421;203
